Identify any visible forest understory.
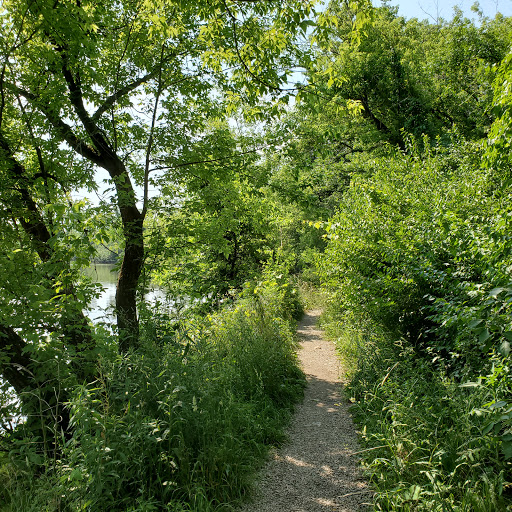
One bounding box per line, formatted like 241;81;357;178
1;0;512;510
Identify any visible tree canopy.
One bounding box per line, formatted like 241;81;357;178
2;1;512;510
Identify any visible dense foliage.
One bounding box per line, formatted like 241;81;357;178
0;0;314;480
2;0;512;509
320;136;512;509
0;270;305;511
310;4;512;509
0;0;313;509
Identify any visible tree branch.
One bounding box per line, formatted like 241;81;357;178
58;52;114;158
0;130;53;261
154;147;263;172
142;46;165;217
222;0;283;93
92;70;157;122
7;83;104;165
93;68;200;124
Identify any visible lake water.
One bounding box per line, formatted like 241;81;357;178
0;265;170;429
84;263;169;323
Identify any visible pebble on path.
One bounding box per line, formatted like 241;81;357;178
239;310;373;512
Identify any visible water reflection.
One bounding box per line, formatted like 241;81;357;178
84;263;168;323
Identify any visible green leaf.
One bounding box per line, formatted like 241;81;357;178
53;203;66;217
28;452;43;465
69;468;84;481
405;485;422;501
500;340;511;356
468;319;484;329
478;328;491;344
489;287;505;298
502;440;512;460
488;400;508;410
503;331;512;341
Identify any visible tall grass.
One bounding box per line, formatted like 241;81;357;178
323;309;512;511
0;274;305;511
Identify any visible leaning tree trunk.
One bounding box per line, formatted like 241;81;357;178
105;160;145;352
0;130;96;453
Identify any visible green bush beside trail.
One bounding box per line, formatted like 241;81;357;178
0;271;305;512
320;136;512;510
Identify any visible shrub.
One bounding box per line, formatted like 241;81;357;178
320;135;512;509
1;273;305;511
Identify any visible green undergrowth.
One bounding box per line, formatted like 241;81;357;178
317;135;512;510
0;271;305;511
322;309;512;511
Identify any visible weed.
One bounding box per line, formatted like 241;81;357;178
0;275;305;511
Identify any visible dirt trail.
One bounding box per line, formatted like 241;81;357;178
240;310;372;512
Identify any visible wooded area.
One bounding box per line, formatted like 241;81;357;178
0;0;511;510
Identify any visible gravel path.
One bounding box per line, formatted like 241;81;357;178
240;310;372;512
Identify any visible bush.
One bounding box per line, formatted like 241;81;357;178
1;274;305;511
320;135;512;509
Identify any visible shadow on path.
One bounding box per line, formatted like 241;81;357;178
240;310;372;512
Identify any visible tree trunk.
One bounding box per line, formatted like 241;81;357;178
104;159;145;352
116;215;144;352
